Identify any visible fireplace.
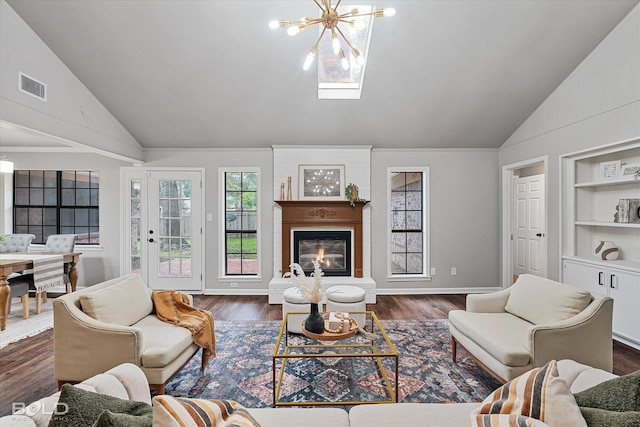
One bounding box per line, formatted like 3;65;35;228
293;230;352;276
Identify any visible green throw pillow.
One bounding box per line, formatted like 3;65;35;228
48;383;152;427
579;407;640;427
93;410;153;427
574;370;640;412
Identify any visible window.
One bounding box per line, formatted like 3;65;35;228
223;170;258;276
13;170;100;244
388;168;429;276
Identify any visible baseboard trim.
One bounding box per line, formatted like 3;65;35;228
202;286;502;297
376;287;503;295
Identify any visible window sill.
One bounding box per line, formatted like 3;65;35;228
217;276;263;283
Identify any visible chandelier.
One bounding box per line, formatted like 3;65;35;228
269;1;396;71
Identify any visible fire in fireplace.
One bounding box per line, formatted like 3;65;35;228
293;230;352;276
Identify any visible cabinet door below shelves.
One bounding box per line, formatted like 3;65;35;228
610;269;640;344
563;260;608;296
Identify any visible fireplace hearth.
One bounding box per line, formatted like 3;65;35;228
293;230;351;276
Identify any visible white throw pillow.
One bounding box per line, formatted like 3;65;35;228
80;274;153;326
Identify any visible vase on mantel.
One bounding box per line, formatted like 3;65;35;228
304;303;324;334
595;240;619;261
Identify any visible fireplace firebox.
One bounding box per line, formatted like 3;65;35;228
293;230;351;276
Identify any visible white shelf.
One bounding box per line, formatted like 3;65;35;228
575;221;640;229
563;255;640;273
575;179;640;188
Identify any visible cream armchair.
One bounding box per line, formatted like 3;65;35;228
53;274;200;393
449;274;613;383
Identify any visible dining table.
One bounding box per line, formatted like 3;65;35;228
0;252;81;331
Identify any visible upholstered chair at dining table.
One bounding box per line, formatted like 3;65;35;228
1;234;35;318
8;234;78;313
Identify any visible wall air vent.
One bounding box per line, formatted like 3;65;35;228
18;71;47;101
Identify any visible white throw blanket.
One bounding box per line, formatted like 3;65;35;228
0;254;64;292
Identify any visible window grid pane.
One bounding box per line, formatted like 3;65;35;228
13;170;100;244
390;171;424;275
225;171;258;276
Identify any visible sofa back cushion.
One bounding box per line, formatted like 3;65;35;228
504;274;592;325
80;275;153;326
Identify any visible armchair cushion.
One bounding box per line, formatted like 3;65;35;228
504;274;592;325
80;275;153;326
448;311;532;366
134;315;194;368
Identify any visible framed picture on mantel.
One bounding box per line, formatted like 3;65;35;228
298;164;345;200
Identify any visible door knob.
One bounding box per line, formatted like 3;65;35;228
536;233;542;237
148;238;154;243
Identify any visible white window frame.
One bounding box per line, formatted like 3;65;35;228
386;167;431;281
218;167;262;281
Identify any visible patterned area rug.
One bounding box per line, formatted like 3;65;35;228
165;319;501;408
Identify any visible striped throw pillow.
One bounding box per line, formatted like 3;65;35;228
152;396;261;427
469;360;587;427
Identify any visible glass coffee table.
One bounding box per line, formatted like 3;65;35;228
272;311;398;407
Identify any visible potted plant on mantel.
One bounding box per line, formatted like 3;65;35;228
345;183;363;207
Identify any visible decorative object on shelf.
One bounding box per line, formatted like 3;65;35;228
286;176;292;201
280;182;285;201
619;163;640;181
599;160;621;180
345;182;361;206
298;164;345;200
268;1;395;71
283;261;329;334
595;240;619;260
617;199;640;224
614;204;620;223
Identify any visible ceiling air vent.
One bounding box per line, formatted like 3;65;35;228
18;71;47;101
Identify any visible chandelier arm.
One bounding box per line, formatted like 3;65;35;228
334;26;358;53
334;0;343;10
318;0;329;11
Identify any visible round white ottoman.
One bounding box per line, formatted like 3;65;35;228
326;285;366;328
282;287;319;334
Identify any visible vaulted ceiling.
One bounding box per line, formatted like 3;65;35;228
3;0;639;151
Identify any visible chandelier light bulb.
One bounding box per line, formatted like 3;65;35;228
287;26;301;36
382;8;396;17
268;20;280;30
339;49;349;71
332;32;341;55
303;51;316;71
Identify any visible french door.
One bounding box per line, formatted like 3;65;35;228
122;169;204;291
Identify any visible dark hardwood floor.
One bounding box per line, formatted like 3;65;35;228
1;294;639;416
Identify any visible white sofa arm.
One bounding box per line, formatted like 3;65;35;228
53;299;145;383
526;295;613;372
466;287;511;313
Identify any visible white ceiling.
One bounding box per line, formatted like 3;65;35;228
3;0;639;152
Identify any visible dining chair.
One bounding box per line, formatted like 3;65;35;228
9;234;78;314
44;234;78;293
0;234;36;253
1;234;35;318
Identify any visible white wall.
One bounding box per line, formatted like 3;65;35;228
0;0;143;162
371;148;501;291
499;4;640;280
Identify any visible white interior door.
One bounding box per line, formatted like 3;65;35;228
122;169;203;291
513;174;545;278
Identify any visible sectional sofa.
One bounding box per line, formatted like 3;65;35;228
1;359;621;427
